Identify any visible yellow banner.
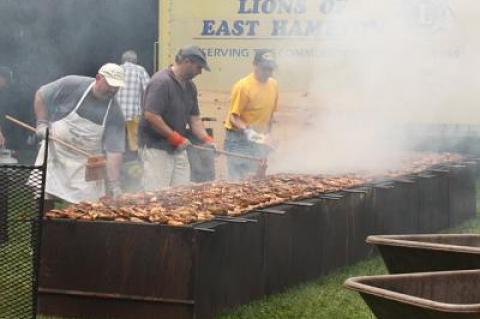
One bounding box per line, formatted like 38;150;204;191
158;0;480;125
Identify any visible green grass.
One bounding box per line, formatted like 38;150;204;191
4;182;480;319
215;258;385;319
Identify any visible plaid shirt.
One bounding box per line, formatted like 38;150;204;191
117;62;150;121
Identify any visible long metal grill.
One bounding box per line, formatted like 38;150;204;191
0;146;47;318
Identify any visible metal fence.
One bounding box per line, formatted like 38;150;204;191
0;145;47;318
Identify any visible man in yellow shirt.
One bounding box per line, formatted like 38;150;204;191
224;49;278;180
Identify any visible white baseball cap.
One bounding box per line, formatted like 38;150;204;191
98;63;125;87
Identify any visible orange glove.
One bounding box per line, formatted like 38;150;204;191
202;135;214;144
167;131;191;151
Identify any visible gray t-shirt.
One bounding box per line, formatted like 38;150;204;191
39;75;125;153
138;67;200;152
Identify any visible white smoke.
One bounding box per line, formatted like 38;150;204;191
268;0;475;175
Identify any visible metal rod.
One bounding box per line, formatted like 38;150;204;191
319;196;341;200
213;216;258;223
38;288;195;305
392;178;415;184
191;144;265;163
284;201;315;207
6;115;92;157
375;185;395;189
416;174;435;179
342;188;369;194
430;168;450;173
255;208;285;215
193;227;215;233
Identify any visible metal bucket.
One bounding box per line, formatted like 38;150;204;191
345;269;480;319
367;234;480;273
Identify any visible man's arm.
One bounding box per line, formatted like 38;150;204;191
144;111;174;137
33;91;48;122
33;90;50;139
190;115;210;141
229;114;248;131
228;82;249;131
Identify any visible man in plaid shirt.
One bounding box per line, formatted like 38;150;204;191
117;50;150;152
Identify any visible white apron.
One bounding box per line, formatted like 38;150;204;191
33;82;113;203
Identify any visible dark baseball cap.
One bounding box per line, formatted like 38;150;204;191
177;45;211;71
254;49;277;69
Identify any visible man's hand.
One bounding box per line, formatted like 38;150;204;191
201;134;216;152
244;128;266;144
106;180;122;199
167;131;191;152
36;120;50;140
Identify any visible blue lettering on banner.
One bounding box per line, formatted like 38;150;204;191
238;0;307;14
201;20;260;36
203;48;251;58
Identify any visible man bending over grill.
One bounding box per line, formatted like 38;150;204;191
32;63;126;204
138;45;214;190
224;49;278;181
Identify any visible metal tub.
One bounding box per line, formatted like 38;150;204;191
367;234;480;273
345;269;480;319
38;212;265;319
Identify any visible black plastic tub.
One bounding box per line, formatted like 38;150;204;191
345;269;480;319
367;234;480;273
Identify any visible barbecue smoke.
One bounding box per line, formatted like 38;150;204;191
268;0;478;175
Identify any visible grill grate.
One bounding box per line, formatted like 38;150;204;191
0;143;47;318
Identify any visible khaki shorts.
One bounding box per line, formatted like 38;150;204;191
140;147;190;191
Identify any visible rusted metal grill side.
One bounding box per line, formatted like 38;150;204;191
39;214;265;319
448;162;477;226
0;161;47;319
194;212;265;319
38;220;198;319
263;204;295;294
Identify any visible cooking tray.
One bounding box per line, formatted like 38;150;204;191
367;234;480;273
345;269;480;319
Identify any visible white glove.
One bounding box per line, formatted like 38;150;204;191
36;121;50;140
244;128;266;144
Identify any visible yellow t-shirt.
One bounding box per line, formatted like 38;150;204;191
224;73;278;133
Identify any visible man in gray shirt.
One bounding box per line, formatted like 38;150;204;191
33;63;126;203
138;45;215;190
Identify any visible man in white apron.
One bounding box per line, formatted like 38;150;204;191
32;63;126;204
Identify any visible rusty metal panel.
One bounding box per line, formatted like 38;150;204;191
262;204;294;295
194;213;265;319
39;220;198;319
448;163;476;226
